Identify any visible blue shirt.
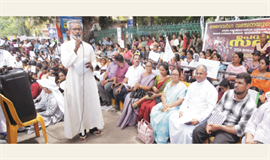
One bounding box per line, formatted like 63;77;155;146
34;43;40;53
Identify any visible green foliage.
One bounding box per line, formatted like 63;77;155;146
0;17;19;37
136;16;200;26
30;16;54;26
0;16;54;38
98;16;113;30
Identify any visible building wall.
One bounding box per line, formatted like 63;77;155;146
107;22;127;30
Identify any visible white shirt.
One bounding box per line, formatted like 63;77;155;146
183;59;195;72
13;60;23;69
179;79;218;122
0;49;14;68
55;46;61;56
125;65;145;87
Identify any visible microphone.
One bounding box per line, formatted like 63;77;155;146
76;35;82;44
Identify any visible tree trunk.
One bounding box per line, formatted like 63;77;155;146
148;16;153;26
133;16;137;27
82;17;98;44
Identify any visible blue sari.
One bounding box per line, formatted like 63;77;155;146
150;81;187;144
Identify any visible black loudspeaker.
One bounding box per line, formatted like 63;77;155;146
0;69;36;125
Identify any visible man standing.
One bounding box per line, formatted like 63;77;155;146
97;51;119;106
193;73;257;143
169;65;218;144
254;33;270;58
61;20;104;140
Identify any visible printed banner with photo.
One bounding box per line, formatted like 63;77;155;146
203;18;270;62
60;16;83;42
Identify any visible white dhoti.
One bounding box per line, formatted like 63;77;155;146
0;105;6;133
169;112;205;144
61;39;104;139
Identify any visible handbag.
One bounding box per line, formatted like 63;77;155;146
138;119;154;144
148;91;161;104
130;88;145;99
154;97;162;104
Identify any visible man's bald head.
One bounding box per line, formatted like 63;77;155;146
195;64;208;83
196;64;207;73
112;51;119;56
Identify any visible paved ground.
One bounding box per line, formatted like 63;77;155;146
2;109;143;144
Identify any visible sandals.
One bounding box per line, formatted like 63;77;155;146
92;130;103;136
80;135;87;142
90;127;103;136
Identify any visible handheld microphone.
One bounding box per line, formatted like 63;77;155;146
76;35;82;44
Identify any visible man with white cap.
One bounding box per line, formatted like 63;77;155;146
55;55;61;65
61;20;104;141
26;79;64;134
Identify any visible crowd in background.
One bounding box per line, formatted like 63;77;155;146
0;31;269;144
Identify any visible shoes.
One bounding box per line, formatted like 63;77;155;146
106;102;112;106
114;105;120;110
101;101;108;106
18;127;26;132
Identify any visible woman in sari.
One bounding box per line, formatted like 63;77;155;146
251;58;270;103
117;61;156;130
134;62;171;123
150;68;187;144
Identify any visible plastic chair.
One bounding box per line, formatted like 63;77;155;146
0;94;48;144
111;98;123;110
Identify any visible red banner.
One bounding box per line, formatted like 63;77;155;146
203;18;270;62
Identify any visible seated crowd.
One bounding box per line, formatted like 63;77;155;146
1;32;269;144
95;33;270;144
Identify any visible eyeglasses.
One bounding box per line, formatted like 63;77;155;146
71;28;82;31
195;72;204;75
171;74;179;77
145;66;152;68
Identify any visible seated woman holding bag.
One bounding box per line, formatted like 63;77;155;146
117;61;156;130
150;68;188;144
134;62;171;123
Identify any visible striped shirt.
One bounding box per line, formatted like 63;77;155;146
244;101;270;144
213;89;257;137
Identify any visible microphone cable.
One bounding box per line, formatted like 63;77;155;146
39;39;86;141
